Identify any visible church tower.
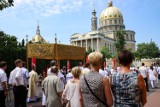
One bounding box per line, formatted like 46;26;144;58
31;21;47;43
91;1;97;31
36;21;41;35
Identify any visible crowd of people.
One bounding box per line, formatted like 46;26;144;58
0;50;160;107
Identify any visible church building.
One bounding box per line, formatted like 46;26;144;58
70;1;136;53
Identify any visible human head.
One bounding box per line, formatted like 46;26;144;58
150;66;154;70
15;59;22;68
51;66;58;74
62;66;66;70
79;62;83;67
71;67;81;78
0;61;7;70
32;64;36;71
142;63;145;66
88;52;102;69
22;61;26;68
118;50;134;67
50;60;56;67
84;63;90;69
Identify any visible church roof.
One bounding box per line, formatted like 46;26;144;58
31;22;47;44
99;1;123;21
31;34;47;43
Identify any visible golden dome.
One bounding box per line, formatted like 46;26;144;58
32;35;46;43
99;1;123;21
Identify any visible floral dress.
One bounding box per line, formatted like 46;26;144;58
111;72;142;107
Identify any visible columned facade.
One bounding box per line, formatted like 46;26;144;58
70;0;136;53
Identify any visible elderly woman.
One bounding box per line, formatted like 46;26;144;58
79;52;113;107
62;67;81;107
110;50;147;107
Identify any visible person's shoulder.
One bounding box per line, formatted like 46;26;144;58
16;67;21;71
138;74;144;81
0;70;6;76
0;69;4;74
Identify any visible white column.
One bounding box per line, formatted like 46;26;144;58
81;40;82;47
91;38;93;50
97;38;99;51
76;41;78;46
86;39;88;51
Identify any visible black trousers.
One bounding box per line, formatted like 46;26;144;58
0;90;6;107
13;85;27;107
144;77;149;91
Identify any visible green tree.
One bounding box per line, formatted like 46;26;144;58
0;0;14;10
101;46;112;59
115;30;126;52
22;39;25;47
86;47;93;55
0;31;26;76
136;42;159;59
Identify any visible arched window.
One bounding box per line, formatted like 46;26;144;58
130;35;132;40
105;20;107;25
126;34;128;40
114;20;117;24
110;26;113;30
109;20;112;24
132;35;134;40
115;26;117;30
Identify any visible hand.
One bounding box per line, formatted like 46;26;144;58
5;91;8;96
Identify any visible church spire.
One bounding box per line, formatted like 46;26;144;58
36;21;41;35
108;0;113;7
91;0;97;31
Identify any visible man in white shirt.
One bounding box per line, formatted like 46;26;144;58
21;62;29;87
139;63;149;91
0;61;8;107
9;59;27;107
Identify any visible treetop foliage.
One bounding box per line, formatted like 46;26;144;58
134;41;159;59
0;0;14;10
115;30;126;52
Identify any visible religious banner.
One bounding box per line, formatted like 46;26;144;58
27;44;85;61
67;60;70;70
32;58;36;66
55;44;86;60
27;44;55;59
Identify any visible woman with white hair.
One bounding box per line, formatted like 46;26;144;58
62;67;81;107
79;52;113;107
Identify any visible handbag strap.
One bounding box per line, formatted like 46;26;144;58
84;75;108;107
69;82;76;100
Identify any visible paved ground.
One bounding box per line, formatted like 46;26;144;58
6;80;160;107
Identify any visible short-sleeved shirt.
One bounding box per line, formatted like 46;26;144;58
9;67;24;86
42;75;63;107
21;67;29;85
139;66;148;78
0;68;7;90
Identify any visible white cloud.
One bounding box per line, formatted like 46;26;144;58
0;0;85;19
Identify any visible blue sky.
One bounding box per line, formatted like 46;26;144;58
0;0;160;47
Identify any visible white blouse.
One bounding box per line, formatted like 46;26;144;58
62;80;80;107
149;69;157;80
